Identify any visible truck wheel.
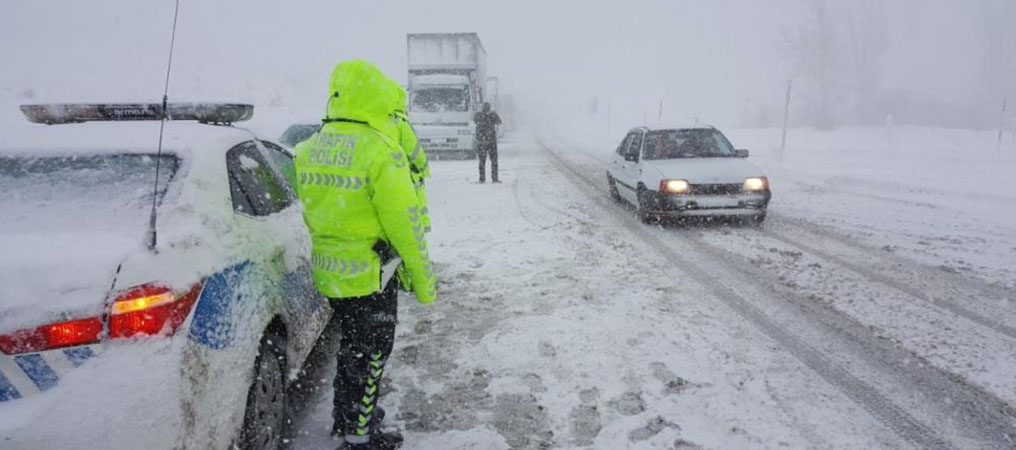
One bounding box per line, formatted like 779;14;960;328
240;331;287;450
606;173;622;202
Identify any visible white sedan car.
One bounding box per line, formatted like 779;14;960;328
606;125;771;223
0;104;331;450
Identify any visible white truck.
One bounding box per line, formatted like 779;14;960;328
407;32;488;159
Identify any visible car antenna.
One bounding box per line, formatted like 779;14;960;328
147;0;182;252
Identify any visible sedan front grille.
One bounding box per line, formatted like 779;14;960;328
689;184;743;195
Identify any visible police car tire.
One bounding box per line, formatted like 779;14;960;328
240;331;288;450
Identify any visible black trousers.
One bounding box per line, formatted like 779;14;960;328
328;279;399;437
478;142;498;182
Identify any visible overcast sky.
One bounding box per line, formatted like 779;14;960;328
0;0;1007;131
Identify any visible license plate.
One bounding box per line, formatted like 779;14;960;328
694;197;740;208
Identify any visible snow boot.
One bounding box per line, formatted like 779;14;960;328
331;407;385;437
334;429;403;450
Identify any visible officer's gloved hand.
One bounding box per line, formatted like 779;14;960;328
396;264;412;293
413;277;437;304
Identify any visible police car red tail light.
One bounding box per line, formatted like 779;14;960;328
110;282;203;339
0;317;103;354
0;282;203;354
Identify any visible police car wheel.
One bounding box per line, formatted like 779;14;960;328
240;332;287;450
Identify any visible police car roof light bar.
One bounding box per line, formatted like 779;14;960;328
19;103;255;125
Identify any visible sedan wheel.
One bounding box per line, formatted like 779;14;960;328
240;334;286;450
635;188;656;224
606;173;622;202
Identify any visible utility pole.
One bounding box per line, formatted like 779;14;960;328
643;104;648;126
780;80;793;162
607;100;612;136
998;96;1008;153
657;100;664;124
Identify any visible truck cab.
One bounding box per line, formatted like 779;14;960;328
409;74;477;159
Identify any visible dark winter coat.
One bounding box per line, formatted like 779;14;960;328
473;110;502;146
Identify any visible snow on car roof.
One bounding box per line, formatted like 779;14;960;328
0;120;254;159
642;123;718;132
0;121;259;332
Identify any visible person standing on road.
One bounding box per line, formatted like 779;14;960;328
473;101;502;183
294;59;437;450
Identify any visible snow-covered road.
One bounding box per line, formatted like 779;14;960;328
288;131;1016;450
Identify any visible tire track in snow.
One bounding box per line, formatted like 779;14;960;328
765;212;1016;308
538;138;999;450
757;226;1016;341
674;229;1016;449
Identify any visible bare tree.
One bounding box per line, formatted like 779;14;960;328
979;0;1016;127
844;0;887;125
782;0;843;129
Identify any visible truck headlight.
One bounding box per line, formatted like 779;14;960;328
743;177;768;191
659;179;690;194
457;129;473;135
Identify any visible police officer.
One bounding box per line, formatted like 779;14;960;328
294;60;437;450
473;102;502;183
387;79;431;232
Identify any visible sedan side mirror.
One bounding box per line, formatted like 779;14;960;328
734;149;750;158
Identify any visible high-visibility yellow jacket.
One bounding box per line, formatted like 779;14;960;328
388;81;431;232
392;87;430;178
294;60;436;302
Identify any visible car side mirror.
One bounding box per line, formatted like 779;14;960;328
624;153;639;162
735;149;749;158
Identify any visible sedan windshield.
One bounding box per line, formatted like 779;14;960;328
410;87;469;113
643;129;736;159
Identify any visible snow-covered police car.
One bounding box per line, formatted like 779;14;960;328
606;125;771;224
0;104;331;450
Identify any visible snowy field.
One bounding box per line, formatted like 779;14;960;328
283;126;1016;449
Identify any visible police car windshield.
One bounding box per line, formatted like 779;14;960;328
0;154;179;236
643;129;736;159
410;87;469;113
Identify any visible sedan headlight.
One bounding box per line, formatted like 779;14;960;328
659;179;691;194
743;177;769;191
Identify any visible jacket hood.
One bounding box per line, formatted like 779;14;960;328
387;79;410;123
325;60;398;142
390;81;408;114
